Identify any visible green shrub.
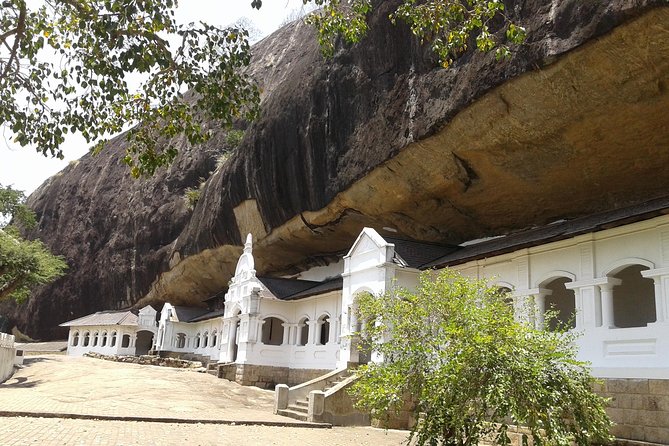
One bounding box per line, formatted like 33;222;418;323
351;270;613;446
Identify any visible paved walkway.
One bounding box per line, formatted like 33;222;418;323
0;355;411;445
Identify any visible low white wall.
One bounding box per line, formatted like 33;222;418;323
0;332;16;383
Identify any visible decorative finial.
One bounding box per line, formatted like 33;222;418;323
244;233;253;253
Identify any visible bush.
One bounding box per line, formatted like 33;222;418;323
350;270;612;446
183;187;201;210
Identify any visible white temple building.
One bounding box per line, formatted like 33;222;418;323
62;199;669;384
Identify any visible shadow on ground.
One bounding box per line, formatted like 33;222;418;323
1;376;42;388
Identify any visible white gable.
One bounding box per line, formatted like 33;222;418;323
344;227;390;258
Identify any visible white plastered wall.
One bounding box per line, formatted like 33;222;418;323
450;215;669;379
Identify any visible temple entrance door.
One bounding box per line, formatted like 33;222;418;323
135;330;154;356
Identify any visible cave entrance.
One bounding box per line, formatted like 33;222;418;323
135;330;154;356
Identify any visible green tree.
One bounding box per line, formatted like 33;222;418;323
1;0;259;177
0;185;67;303
351;270;612;446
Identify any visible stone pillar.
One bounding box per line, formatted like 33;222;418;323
598;279;621;329
282;323;290;345
307;320;318;345
641;268;669;324
274;384;289;413
308;390;325;423
566;281;609;329
534;293;547;330
225;317;238;362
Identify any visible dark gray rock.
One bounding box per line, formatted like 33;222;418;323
3;0;668;339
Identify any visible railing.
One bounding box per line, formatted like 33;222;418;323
0;332;16;383
0;332;14;348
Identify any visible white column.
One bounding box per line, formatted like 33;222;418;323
225;318;238;362
597;278;621;329
534;293;547;330
641;268;669;324
307;321;318;345
281;323;290;345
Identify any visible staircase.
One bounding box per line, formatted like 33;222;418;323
206;362;218;376
179;352;211;366
276;369;353;422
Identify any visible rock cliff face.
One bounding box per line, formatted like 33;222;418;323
3;0;669;339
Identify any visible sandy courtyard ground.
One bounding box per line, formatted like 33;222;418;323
0;354;411;445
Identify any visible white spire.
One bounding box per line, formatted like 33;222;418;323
244;233;253;254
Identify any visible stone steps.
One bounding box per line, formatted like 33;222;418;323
276;407;308;422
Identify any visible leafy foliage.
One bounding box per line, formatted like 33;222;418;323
0;185;67;303
273;0;526;65
1;0;259;177
183;186;201;210
225;129;245;148
350;270;612;446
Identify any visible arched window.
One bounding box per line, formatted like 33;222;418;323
612;265;656;328
101;331;108;347
92;331;99;347
261;317;284;346
176;333;186;349
83;331;90;347
203;331;209;348
318;315;330;345
72;331;79;347
211;330;217;347
299;317;309;346
121;334;131;348
497;287;514;307
110;331;117;347
195;333;201;349
543;278;576;330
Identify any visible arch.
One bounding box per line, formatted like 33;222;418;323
71;331;79;347
176;332;186;349
536;271;576;288
110;331;117;347
92;331;99;347
135;330;154;355
261;316;285;346
83;331;90;347
610;264;656;328
211;329;218;348
203;331;209;348
603;258;655;276
317;314;331;345
298;316;310;346
227;305;243;318
100;331;108;347
541;277;576;330
121;334;131;348
195;333;201;349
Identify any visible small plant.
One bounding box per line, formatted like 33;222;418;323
183;179;207;210
225;129;245;148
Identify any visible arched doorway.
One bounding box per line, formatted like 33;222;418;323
542;277;576;330
135;330;154;355
611;265;656;328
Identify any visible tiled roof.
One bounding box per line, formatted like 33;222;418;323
283;277;343;300
188;309;226;323
424;197;669;269
171;306;211;323
385;237;459;269
258;277;322;299
259;276;342;301
59;310;138;327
